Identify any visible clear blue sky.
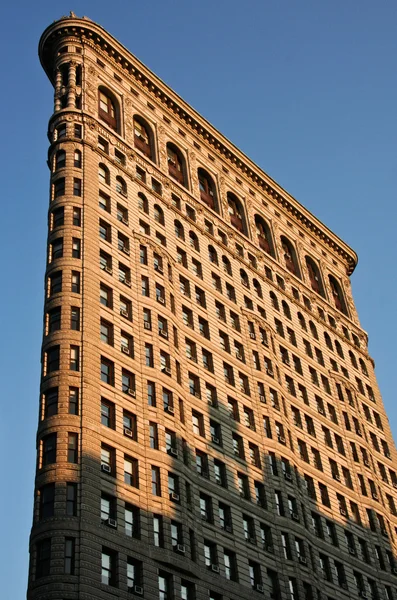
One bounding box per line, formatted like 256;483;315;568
1;1;396;597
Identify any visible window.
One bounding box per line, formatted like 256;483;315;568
100;356;114;385
67;433;78;463
101;547;117;586
124;456;139;487
36;539;51;578
70;307;80;331
238;472;250;499
41;434;57;466
53;177;65;198
127;558;143;593
49;271;62;295
223;549;238;581
153;514;164;547
159;571;172;600
214;460;227;487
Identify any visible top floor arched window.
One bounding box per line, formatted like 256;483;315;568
138;192;149;214
116;176;127;197
98;87;119;133
174;220;184;240
99;163;110;186
253;279;262;298
167;143;187;187
55;150;66;171
154;205;165;226
255;215;274;256
297;312;307;331
189;231;200;252
133;116;155;162
198;168;218;212
328;275;348;315
227;193;247;235
270;291;279;312
359;359;368;377
222;256;232;276
305;256;325;298
240;269;250;289
335;340;344;359
324;332;333;351
208;245;218;265
281;236;301;278
282;301;291;320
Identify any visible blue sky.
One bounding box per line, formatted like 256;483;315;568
1;1;396;597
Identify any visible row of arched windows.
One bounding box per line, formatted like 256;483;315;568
96;87;348;316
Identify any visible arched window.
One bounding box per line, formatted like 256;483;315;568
55;150;66;170
253;279;262;298
189;231;199;252
138;192;149;214
255;215;274;256
240;269;250;289
297;312;307;331
309;321;318;340
270;291;279;311
305;256;325;298
349;351;358;370
167;143;187;187
227;193;247;235
74;150;82;168
335;340;344;359
324;332;333;351
280;236;300;278
282;301;291;320
174;220;184;240
133;116;155;162
328;275;348;315
198;168;218;211
116;176;127;197
99;163;110;185
222;256;232;276
98;88;119;132
154;205;165;226
359;359;368;377
208;245;218;265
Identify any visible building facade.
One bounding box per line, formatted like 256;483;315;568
29;12;397;600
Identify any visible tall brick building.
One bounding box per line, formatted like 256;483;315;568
29;12;397;600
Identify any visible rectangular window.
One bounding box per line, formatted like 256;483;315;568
64;538;75;574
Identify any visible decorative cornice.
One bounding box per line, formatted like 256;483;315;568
39;15;358;275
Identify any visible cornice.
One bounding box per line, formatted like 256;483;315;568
39;15;358;275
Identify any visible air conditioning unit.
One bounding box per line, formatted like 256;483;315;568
121;217;129;226
211;436;220;445
170;492;180;502
121;346;129;354
127;388;136;397
372;493;379;501
363;459;370;467
267;370;274;377
158;297;165;304
341;582;348;590
278;435;286;444
298;556;307;565
101;463;111;473
107;518;117;528
249;332;256;339
211;564;220;573
123;279;131;287
259;395;266;403
105;266;113;274
159;330;168;338
154;265;163;274
124;427;133;438
133;585;143;596
284;472;292;481
120;308;129;317
359;592;368;599
264;544;274;553
381;528;388;537
121;246;130;255
392;483;397;489
339;508;347;517
248;537;256;544
348;547;356;555
282;358;290;366
334;474;341;482
386;452;392;459
291;512;299;521
194;392;201;399
392;567;397;575
163;367;171;375
318;407;325;415
165;405;174;415
256;584;264;593
167;447;178;457
236;352;243;360
175;544;186;554
225;525;233;533
144;322;151;330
